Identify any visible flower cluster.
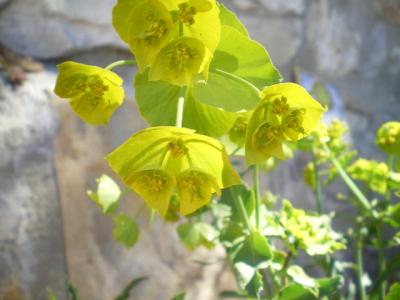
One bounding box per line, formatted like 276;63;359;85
376;121;400;155
54;62;124;125
245;83;326;165
276;200;346;256
106;126;240;216
113;0;220;86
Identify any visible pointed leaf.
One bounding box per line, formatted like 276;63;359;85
113;214;140;248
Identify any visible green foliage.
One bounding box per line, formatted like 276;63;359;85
113;214;140;248
114;277;148;300
385;283;400;300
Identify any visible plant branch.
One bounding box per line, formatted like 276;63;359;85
213;68;261;96
322;142;372;213
356;233;367;300
176;87;186;128
253;165;261;229
105;59;136;71
312;151;323;214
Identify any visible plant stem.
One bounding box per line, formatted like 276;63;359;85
105;59;136;71
376;154;394;299
230;189;252;231
253;165;261;229
322;143;372;213
280;250;293;286
356;233;367;300
376;223;386;300
312;151;323;214
176;87;186;128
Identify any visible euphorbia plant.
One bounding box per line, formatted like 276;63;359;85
52;1;400;299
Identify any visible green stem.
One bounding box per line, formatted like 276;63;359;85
384;154;395;203
253;165;261;229
230;189;252;231
376;154;394;299
105;59;136;71
280;250;293;286
377;223;386;300
176;87;186;128
312;151;323;214
356;233;367;300
322;143;372;213
213;68;261;96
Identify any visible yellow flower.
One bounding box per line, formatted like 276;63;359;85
112;0;221;77
54;61;124;125
376;121;400;155
166;0;221;53
149;37;211;86
106;126;240;216
127;0;175;71
245;83;326;165
228;112;251;147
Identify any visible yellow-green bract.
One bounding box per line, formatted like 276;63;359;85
376;121;400;155
245;83;326;165
54;61;124;125
106;126;241;217
112;0;220;86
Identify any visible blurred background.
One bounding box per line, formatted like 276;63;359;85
0;0;399;299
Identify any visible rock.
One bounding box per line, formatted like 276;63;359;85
258;0;304;16
359;23;388;78
0;71;67;298
0;0;125;59
373;0;400;26
239;15;303;67
306;1;362;77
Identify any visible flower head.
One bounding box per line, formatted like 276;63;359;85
376;121;400;155
106;126;240;216
127;0;174;71
245;83;326;165
54;61;124;125
149;37;211;86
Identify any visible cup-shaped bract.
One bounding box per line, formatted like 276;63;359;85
149;37;211;86
166;0;221;53
127;0;175;71
54;61;124;125
106;126;240;217
228;113;251;147
245;83;326;165
376;121;400;155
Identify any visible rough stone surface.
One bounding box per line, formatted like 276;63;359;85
258;0;305;15
0;0;125;58
0;72;67;299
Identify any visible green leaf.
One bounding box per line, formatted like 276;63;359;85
177;222;219;250
170;292;186;300
245;272;263;297
177;222;201;250
134;72;236;137
370;252;400;296
219;291;256;299
277;277;342;300
220;185;254;224
192;25;282;112
286;265;318;290
66;282;79;300
114;277;148;300
113;214;140;248
218;4;249;36
47;289;58;300
233;231;272;287
385;283;400;300
87;174;121;214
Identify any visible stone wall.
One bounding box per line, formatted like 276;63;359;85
0;0;399;299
